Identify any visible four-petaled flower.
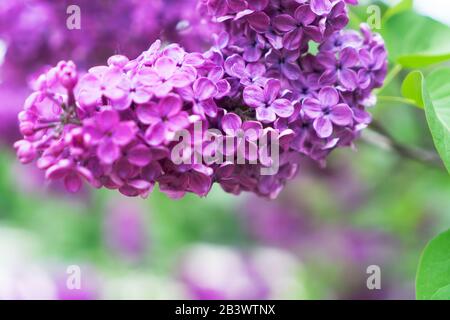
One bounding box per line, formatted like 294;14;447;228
318;47;359;90
142;56;196;98
244;79;294;123
85;109;137;164
137;94;190;146
273;4;322;50
221;112;263;161
225;54;266;86
302;87;353;138
78;66;126;107
178;77;219;119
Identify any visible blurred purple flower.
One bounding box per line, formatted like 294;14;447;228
104;200;149;262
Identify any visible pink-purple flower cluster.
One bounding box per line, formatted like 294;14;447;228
0;0;210;145
14;0;387;199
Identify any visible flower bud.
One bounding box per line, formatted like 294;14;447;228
14;140;36;164
57;60;78;90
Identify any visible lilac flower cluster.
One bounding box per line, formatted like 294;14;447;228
14;0;387;199
0;0;209;144
198;0;387;187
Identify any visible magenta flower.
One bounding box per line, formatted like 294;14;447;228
224;54;266;86
358;45;387;89
178;77;219;118
302;87;353;138
13;0;388;200
77;67;126;107
206;66;231;98
86;109;137;164
113;73;154;110
246;11;271;33
137;94;190;146
319;30;363;52
232;31;267;62
56;60;78;90
221;112;263;160
289;73;320;101
45;159;93;193
310;0;333;15
244;79;294;123
248;0;270;11
145;56;196;98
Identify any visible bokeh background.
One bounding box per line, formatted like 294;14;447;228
0;0;449;299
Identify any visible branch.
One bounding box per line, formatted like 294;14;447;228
362;120;445;170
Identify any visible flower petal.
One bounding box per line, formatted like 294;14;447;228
222;113;242;135
64;173;82;193
264;79;281;104
310;0;332;15
160;94;182;118
340;47;359;68
295;5;317;25
318;87;339;106
247;11;270;33
313;116;333;138
127;144;153;167
96;109;120;133
145;122;167;146
271;99;294;118
273;14;297;32
112;122;136;146
98;139;121;164
339;69;359;90
330;104;353;126
283;28;303;51
136;103;161;125
155;56;176;79
243;85;265;108
256;107;276;123
281;62;302;80
193;77;218;101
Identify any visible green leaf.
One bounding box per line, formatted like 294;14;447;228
423;69;450;173
417;229;450;299
382;0;413;23
399;69;450;172
382;11;450;68
431;284;450;300
401;71;424;108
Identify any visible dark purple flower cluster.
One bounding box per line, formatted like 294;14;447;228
198;0;387;182
14;0;387;199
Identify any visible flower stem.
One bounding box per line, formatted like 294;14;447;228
377;96;418;107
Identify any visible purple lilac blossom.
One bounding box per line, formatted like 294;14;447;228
14;0;387;199
0;0;210;144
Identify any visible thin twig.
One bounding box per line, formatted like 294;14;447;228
363;120;445;170
377;96;419;108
